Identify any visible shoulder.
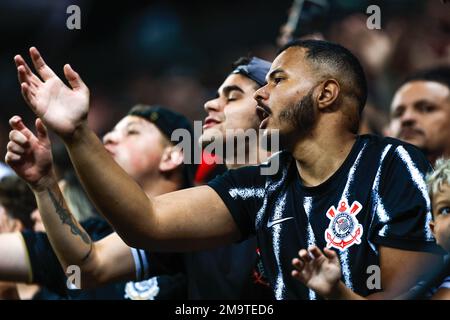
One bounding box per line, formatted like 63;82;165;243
360;134;423;154
361;134;426;157
211;150;293;186
360;134;431;170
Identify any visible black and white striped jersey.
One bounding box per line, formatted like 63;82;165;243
208;134;440;300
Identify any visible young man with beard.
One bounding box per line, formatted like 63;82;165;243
9;40;440;300
388;67;450;166
6;55;273;299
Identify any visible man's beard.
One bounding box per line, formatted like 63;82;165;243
278;88;317;146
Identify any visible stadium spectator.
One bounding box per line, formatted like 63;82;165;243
389;67;450;165
427;158;450;299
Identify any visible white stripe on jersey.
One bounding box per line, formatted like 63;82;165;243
341;142;367;198
229;188;265;199
371;145;392;243
395;146;434;240
273;192;288;300
303;196;316;300
255;165;289;229
139;249;150;280
337;142;367;291
130;248;142;281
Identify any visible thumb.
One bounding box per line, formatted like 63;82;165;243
35;118;48;141
9;116;34;139
63;64;88;93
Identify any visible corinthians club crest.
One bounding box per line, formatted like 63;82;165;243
324;199;363;251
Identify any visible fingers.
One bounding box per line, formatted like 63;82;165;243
292;257;304;271
291;269;306;282
309;246;324;259
9;116;34;138
17;64;30;85
293;246;332;269
29;47;57;81
291;257;311;285
7;141;25;155
63;64;88;93
35;118;48;141
5;152;21;163
5;136;27;164
323;247;339;262
14;55;42;87
299;248;314;263
291;257;306;282
20;82;36;108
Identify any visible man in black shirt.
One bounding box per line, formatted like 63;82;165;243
8;40;441;299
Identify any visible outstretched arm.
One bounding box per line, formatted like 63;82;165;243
13;48;240;251
5;117;137;288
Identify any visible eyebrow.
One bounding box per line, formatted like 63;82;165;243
219;85;245;96
392;99;436;114
109;121;143;133
413;100;436;108
125;121;143;128
434;199;450;207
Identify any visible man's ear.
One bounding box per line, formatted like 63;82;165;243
159;146;184;173
316;79;340;111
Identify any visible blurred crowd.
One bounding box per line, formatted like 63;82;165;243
1;0;449;157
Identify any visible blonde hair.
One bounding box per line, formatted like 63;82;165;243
426;158;450;197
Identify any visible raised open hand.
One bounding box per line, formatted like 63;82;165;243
14;47;89;139
291;246;342;298
5;116;55;191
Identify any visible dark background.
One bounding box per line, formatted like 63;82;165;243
0;0;449;158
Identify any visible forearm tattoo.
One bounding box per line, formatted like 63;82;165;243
47;188;93;261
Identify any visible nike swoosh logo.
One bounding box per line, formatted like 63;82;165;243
267;217;294;228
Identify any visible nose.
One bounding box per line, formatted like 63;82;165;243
103;130;119;145
203;97;221;114
254;84;269;104
400;108;418;128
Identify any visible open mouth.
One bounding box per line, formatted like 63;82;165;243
203;117;221;129
256;104;271;129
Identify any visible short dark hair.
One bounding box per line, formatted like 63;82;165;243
279;39;368;114
402;66;450;90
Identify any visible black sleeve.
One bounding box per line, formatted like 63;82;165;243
21;230;68;295
369;143;439;253
130;248;185;279
207;164;266;240
21;218;114;296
